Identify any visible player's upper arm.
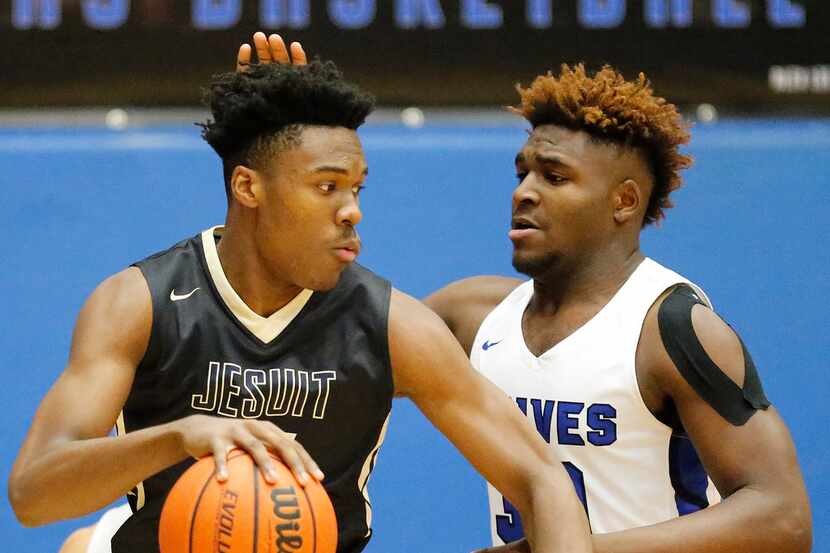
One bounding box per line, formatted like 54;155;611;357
391;288;473;401
638;293;812;550
14;267;152;461
389;289;566;513
424;276;522;354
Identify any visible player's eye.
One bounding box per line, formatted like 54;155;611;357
515;171;529;183
545;173;567;184
352;184;366;195
318;182;336;193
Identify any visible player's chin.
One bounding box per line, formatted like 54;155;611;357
512;250;557;278
305;263;348;292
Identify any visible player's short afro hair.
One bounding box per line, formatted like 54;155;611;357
198;61;375;195
512;64;692;226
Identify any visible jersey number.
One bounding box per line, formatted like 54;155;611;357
495;462;588;543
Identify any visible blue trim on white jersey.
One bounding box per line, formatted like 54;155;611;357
668;433;710;515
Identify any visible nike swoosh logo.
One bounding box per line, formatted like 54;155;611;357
170;287;200;302
482;339;503;351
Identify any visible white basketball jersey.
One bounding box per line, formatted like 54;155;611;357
471;258;721;543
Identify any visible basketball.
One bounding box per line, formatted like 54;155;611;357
159;449;337;553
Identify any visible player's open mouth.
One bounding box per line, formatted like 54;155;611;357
509;217;541;241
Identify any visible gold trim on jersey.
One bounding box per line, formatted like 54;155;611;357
115;411;145;510
358;414;390;537
201;226;314;344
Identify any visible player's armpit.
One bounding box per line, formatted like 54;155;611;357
389;289;591;553
606;296;813;553
423;276;521;355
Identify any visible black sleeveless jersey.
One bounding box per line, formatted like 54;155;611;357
111;228;393;553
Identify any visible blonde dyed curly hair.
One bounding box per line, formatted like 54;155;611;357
512;64;692;225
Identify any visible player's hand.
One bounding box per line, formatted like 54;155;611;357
174;414;324;486
236;31;307;71
471;539;531;553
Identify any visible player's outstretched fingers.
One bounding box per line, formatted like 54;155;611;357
290;42;307;65
236;43;252;72
277;441;311;486
253;31;272;63
268;34;290;64
257;425;314;486
236;433;278;485
260;424;323;481
211;440;231;482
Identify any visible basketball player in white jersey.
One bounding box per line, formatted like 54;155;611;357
425;65;813;552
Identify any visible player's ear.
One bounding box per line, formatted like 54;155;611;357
613;178;642;224
229;165;261;208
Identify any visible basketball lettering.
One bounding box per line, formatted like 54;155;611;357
217;490;238;552
271;486;304;552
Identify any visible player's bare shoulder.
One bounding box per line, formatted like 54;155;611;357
425;276;523;355
70;266;153;367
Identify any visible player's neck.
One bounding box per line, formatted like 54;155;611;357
214;223;305;318
529;245;644;316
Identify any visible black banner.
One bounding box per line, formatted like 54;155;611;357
1;1;828;111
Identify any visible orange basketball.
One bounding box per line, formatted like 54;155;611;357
159;449;337;553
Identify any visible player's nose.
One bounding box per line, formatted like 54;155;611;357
336;195;362;227
512;174;541;209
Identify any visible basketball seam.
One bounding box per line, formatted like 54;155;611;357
189;465;215;553
299;485;318;553
252;460;259;553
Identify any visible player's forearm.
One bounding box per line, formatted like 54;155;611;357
9;421;186;526
519;471;593;553
591;486;811;553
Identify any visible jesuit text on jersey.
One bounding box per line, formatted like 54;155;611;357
191;362;337;420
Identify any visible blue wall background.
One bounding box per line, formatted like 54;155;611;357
0;119;827;551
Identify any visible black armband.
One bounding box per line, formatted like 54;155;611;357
658;285;771;426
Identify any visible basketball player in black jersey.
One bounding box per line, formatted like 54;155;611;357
8;37;591;553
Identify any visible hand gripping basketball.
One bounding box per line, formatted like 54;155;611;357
174;414;324;485
160;450;337;553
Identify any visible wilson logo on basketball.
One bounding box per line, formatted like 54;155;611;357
217;490;238;553
160;452;336;553
271;486;303;552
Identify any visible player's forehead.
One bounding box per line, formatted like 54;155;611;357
280;125;367;174
516;124;612;167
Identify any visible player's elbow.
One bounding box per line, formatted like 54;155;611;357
9;483;35;527
13;509;44;528
775;502;812;553
765;492;812;553
8;475;51;527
